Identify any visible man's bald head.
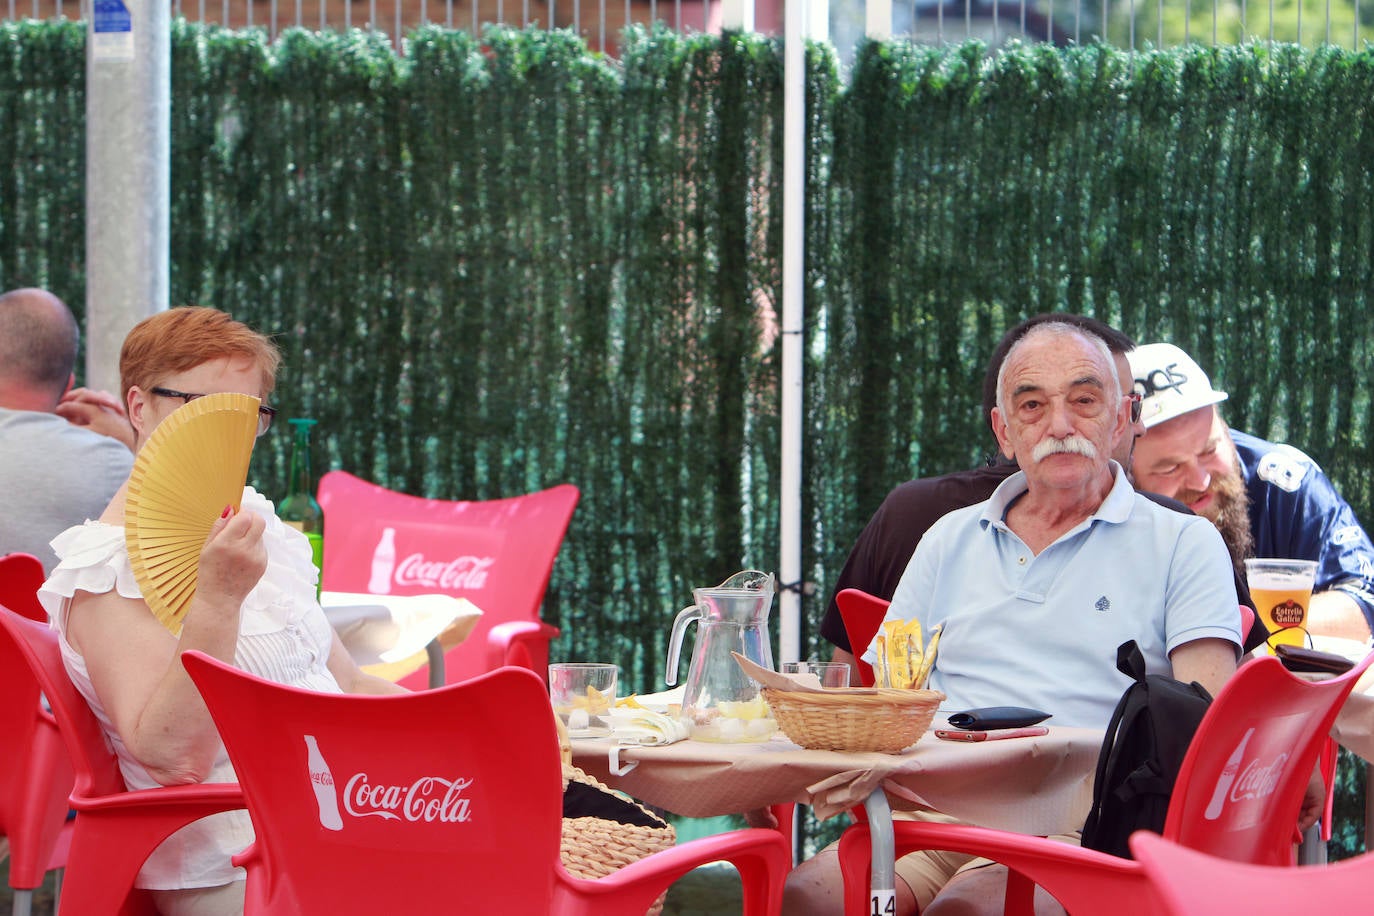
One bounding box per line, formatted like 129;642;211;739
0;288;79;406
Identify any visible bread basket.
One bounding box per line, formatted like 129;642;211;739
763;686;945;754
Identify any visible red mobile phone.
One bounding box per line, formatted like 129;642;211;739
934;726;1050;742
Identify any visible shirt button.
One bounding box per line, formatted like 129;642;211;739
1017;556;1027;565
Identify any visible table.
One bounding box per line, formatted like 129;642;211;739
321;591;482;688
572;725;1100;910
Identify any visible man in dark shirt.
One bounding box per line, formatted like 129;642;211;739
820;314;1265;666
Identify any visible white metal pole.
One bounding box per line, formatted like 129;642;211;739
86;0;170;393
779;0;805;667
808;0;828;40
867;0;892;39
720;0;755;31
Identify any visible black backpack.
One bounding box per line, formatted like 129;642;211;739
1079;640;1214;858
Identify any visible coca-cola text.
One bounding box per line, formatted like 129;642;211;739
1229;753;1289;804
394;554;494;590
343;773;474;823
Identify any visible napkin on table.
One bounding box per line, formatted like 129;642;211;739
609;707;690;746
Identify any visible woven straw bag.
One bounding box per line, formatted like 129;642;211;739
560;765;676;916
555;716;676;916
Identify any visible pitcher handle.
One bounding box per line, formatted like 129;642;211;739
664;604;702;687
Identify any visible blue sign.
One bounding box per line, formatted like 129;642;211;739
93;0;132;35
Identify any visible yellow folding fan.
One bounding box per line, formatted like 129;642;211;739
125;392;261;635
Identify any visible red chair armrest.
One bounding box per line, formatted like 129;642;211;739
60;783;246;916
554;827;789;915
488;620;560;675
70;782;244;815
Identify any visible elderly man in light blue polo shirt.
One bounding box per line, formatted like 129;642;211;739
797;322;1243;916
880;322;1240;730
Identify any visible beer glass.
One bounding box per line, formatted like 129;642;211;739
1244;558;1318;653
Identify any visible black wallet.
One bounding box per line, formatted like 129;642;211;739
1275;644;1357;675
946;706;1052;730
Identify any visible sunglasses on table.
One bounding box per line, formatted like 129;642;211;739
150;387;277;437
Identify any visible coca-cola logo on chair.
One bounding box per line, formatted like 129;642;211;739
395;555;495;591
305;734;474;830
366;527;497;595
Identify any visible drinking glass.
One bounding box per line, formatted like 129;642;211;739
781;660;851;688
1244;558;1317;654
548;663;618;737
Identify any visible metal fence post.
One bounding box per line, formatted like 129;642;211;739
85;0;170;391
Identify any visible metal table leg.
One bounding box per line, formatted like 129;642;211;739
1297;822;1327;865
425;638;445;689
863;789;897;916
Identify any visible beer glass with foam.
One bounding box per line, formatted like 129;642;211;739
1243;558;1318;653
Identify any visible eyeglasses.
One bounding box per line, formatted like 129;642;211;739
1125;392;1143;424
150;387;276;437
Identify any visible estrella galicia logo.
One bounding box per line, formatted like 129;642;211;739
1095;595;1111;613
1135;363;1189;398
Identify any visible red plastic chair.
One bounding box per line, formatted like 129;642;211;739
317;471;578;688
0;608;244;916
0;554;71;916
759;590;892;846
759;589;894;850
0;552;47;622
835;648;1374;916
180;652;790;915
1131;830;1372;915
1238;603;1258;645
835;587;891;687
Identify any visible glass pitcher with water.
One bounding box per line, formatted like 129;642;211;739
665;570;777;742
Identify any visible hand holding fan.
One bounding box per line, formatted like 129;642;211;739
125;392;261;635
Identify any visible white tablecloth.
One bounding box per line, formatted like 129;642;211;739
321;591;481;682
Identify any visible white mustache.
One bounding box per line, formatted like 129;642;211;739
1031;435;1098;464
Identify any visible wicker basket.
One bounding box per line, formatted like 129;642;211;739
561;765;676;916
763;686;945;753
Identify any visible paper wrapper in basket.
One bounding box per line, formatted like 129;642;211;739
561;764;675;916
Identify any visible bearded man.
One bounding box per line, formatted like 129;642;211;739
1128;342;1374;643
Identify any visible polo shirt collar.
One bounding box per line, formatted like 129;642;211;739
980;460;1134;528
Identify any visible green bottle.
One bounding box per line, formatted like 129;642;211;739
279;418;324;599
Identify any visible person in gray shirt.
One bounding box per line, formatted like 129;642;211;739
0;288;134;573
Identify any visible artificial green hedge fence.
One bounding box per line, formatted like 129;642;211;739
6;15;1374;692
1;19;1371;854
8;16;1374;686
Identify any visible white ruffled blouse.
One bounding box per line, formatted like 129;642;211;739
39;486;342;890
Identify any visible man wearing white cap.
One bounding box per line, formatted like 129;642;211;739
1128;342;1374;642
